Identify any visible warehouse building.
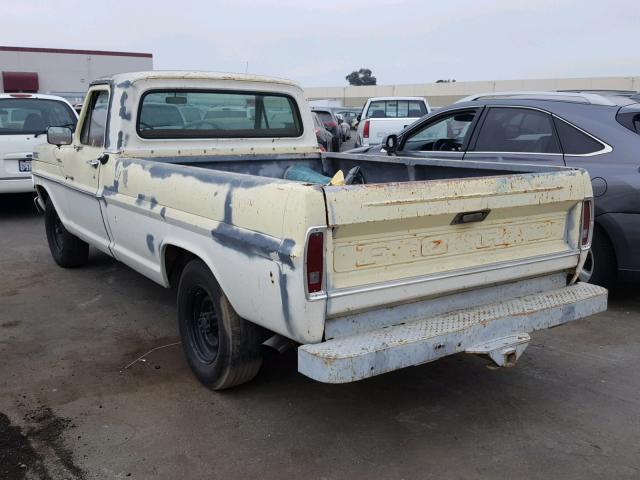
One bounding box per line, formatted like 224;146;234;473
0;45;153;106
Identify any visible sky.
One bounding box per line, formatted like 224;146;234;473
3;0;639;87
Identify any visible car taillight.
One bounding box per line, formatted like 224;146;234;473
581;199;593;248
10;93;32;98
363;119;370;138
306;231;324;294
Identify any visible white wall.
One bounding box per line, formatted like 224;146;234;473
305;76;640;107
0;50;153;93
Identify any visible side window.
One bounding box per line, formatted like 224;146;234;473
403;110;477;152
80;90;109;147
553;118;605;154
474;108;561;154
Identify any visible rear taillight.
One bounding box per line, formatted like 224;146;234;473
10;93;32;98
363;119;370;138
581;199;593;248
306;231;324;295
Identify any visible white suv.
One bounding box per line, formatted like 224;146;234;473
0;93;77;193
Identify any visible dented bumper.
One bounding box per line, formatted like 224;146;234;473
298;281;607;383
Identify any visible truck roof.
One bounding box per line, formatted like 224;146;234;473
366;96;427;102
92;71;302;89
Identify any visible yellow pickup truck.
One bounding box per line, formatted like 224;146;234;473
32;71;606;390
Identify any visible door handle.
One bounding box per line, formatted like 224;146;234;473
86;158;100;168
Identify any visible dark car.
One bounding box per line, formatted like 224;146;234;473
311;107;341;151
352;91;640;289
312;112;334;151
336;109;359;129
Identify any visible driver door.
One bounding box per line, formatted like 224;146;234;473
57;87;112;254
397;107;481;160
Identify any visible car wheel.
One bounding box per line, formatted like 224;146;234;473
178;259;263;390
44;197;89;268
579;225;617;289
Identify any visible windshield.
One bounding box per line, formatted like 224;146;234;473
0;98;77;135
137;90;302;139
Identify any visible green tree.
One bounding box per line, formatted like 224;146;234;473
346;69;377;86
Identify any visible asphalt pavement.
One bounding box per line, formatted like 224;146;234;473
1;192;639;480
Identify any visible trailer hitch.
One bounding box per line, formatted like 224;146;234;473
466;333;531;368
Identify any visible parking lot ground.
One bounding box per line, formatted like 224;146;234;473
1;192;640;480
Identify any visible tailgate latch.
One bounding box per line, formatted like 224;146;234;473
466;333;531;368
451;209;491;225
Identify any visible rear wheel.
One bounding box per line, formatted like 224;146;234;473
177;259;263;390
579;225;617;289
44;197;89;268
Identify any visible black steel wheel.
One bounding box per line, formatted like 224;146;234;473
44;197;89;268
177;259;263;390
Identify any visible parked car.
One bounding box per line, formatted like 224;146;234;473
311;107;341;151
312;112;334;151
336;110;359;129
0;93;77;193
355;96;429;147
335;113;350;141
353;91;640;289
32;72;605;390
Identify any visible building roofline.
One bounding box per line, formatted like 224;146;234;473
0;45;152;58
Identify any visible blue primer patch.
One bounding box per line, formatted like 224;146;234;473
210;223;296;269
119;91;131;120
146;234;155;254
135;194;158;210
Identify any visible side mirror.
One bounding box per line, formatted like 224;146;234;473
384;134;398;154
47;126;73;147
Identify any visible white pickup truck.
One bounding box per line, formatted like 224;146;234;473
33;71;606;390
355;96;429;147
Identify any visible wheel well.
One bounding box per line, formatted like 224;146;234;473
594;221;617;268
35;185;50;204
163;245;198;288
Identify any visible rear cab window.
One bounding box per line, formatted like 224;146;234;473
365;100;427;119
0;98;77;135
137;90;302;138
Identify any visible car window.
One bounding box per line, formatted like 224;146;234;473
474;107;561;154
0;98;76;135
403;109;476;152
366;100;427;119
137;90;302;139
314;111;334;124
553;118;606;154
80;90;109;147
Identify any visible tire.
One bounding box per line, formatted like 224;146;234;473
44;197;89;268
579;225;617;289
177;259;263;390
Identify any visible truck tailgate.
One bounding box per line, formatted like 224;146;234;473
322;169;588;316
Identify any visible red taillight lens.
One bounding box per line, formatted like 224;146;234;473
581;199;593;248
10;93;32;98
306;231;324;294
363;119;370;138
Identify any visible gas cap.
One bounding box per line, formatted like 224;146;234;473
591;177;607;197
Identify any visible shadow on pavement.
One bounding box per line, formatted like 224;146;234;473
0;192;39;219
